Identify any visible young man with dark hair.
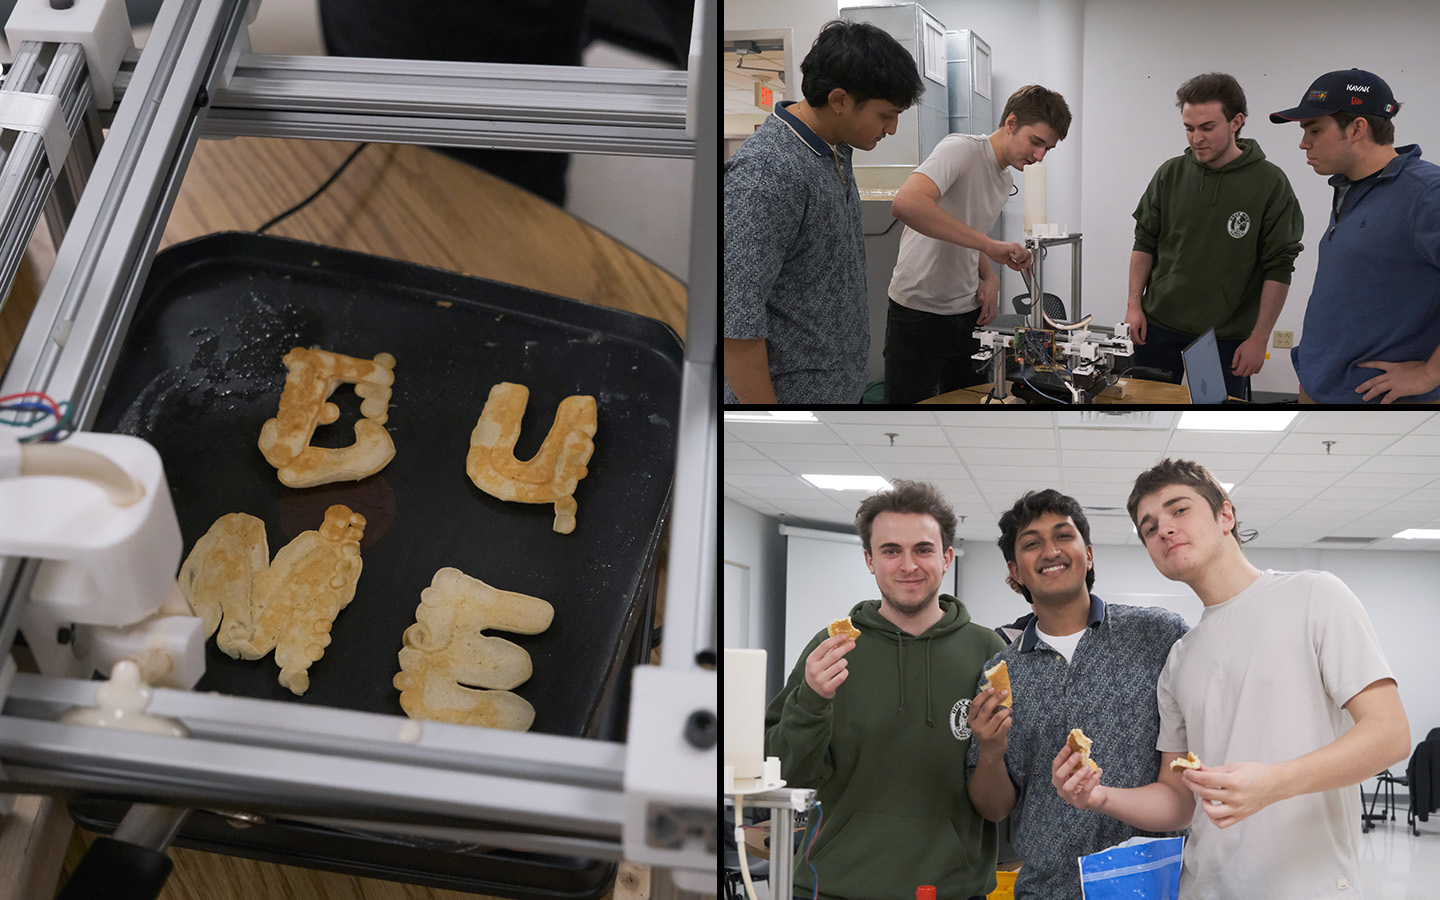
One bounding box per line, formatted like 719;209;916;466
766;480;1005;900
883;85;1072;403
1128;72;1304;399
1053;458;1410;899
965;489;1187;900
723;20;924;404
1270;68;1440;403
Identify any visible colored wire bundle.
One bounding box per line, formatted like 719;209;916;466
805;800;824;900
0;391;72;442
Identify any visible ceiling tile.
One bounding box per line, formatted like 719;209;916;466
1055;449;1161;469
724;458;793;476
1355;455;1440;475
725;422;837;443
1292;411;1434;434
942;426;1056;447
855;445;966;465
1166;431;1286;454
1386;434;1440;456
1272;432;1395;455
1060;429;1172;451
725;440;765;460
958;447;1060;466
756;442;865;463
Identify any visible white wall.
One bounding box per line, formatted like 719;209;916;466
1081;0;1440;395
723;497;792;698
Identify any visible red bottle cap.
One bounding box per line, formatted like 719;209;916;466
917;886;936;900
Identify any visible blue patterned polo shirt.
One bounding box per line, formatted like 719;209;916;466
723;100;869;404
965;596;1189;900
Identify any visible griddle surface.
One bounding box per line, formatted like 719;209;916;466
92;233;681;737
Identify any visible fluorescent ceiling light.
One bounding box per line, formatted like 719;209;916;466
723;410;818;423
1177;411;1297;431
802;474;891;492
1393;528;1440;540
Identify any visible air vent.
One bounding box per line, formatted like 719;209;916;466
1082;506;1130;517
1310;536;1383;547
1056;411;1177;429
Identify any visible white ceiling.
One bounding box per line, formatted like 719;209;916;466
724;410;1440;552
724;47;787;117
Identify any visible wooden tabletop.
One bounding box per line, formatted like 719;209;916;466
920;377;1191;405
1;136;683;900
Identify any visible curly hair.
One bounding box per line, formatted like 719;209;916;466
854;479;957;554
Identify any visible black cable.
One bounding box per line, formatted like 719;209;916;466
255;142;370;235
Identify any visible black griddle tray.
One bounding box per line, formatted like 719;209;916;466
92;232;681;736
75;233;682;896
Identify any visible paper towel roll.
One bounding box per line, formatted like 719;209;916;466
1023;163;1047;237
724;649;766;780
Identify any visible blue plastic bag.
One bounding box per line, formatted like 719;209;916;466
1078;836;1184;900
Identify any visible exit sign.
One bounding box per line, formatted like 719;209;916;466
754;82;773;111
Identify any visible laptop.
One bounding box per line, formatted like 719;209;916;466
1182;328;1237;404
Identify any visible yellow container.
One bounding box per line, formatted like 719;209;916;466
987;870;1017;900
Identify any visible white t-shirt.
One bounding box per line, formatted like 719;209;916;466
1156;570;1395;900
1035;627;1083;663
888;133;1013;315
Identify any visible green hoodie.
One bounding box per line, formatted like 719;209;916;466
764;596;1006;900
1132;137;1304;339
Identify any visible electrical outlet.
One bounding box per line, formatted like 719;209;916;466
1273;330;1294;349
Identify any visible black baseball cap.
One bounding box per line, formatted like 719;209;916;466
1269;69;1398;123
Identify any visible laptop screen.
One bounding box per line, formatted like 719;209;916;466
1182;328;1227;404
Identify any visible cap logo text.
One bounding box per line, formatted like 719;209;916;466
1347;84;1371;92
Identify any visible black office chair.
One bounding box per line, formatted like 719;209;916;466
1362;768;1408;832
1011;291;1068;323
1403;728;1440;836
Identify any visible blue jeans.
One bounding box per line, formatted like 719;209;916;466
1130;320;1251;400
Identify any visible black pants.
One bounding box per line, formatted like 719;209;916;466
1131;320;1251;400
883;299;987;404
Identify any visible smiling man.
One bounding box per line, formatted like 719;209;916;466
723;20;923;404
962;489;1187;900
1051;458;1410;900
1128;73;1304;400
1269;69;1440;404
764;480;1005;900
882;85;1071;403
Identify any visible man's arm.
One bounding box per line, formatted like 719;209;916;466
966;684;1016;821
1182;678;1410;829
976;255;999;326
892;172;1031;270
1124;250;1154;345
724;338;780;404
764;635;855;787
1231;280;1289;377
1053;747;1196;832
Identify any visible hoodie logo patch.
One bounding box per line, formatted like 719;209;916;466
950;698;973;741
1227;211;1251;239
